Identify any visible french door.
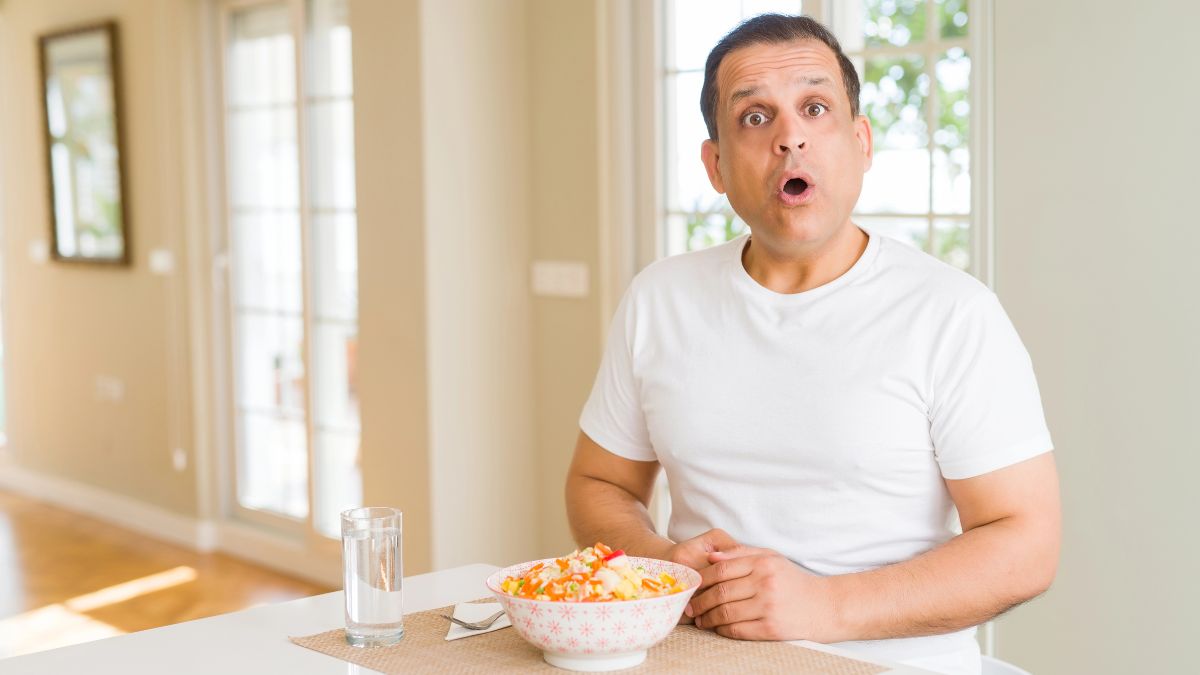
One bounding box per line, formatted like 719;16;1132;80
217;0;361;544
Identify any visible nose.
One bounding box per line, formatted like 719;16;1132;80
774;114;807;155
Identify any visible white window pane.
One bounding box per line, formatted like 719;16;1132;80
932;148;969;214
670;0;742;71
307;0;353;97
857;53;929;213
933;49;970;214
308;100;356;210
668;72;718;212
237;411;308;518
936;0;969;39
862;0;926;48
933;218;970;271
233;212;303;313
228;108;299;209
312;213;357;321
854;215;927;250
313;430;361;538
859;54;929;151
227;6;295;107
235;313;305;415
312;321;359;432
859;147;930;213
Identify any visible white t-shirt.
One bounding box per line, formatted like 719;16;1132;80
579;230;1052;674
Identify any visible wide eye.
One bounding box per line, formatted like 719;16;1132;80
805;103;828;117
741;111;768;127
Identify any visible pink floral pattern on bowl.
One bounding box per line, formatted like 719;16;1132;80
486;557;701;671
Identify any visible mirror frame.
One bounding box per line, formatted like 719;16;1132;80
38;20;132;266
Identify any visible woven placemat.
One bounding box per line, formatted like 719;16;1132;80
290;601;887;674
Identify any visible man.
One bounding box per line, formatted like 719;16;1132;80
564;14;1060;675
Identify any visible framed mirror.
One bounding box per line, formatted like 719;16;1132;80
39;21;131;265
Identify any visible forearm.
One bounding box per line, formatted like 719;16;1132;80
826;515;1058;641
565;473;674;559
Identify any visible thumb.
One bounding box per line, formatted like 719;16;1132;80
700;528;739;552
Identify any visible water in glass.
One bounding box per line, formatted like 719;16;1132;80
341;507;404;646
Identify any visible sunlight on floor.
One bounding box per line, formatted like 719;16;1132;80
65;566;198;612
0;566;198;659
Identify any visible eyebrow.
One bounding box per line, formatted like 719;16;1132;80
727;76;834;110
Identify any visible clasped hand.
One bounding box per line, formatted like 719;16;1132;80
668;531;840;642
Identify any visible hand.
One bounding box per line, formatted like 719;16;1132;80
661;529;740;624
663;528;740;570
685;546;839;642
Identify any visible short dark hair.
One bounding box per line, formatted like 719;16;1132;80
701;14;861;140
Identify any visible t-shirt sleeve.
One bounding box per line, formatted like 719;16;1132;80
578;285;658;462
930;291;1054;480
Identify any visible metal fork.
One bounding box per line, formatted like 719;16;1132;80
443;609;506;630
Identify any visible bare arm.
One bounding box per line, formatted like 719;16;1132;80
690;451;1061;641
565;430;673;559
565;430;739;568
829;451;1062;639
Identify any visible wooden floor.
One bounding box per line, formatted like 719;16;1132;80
0;489;331;658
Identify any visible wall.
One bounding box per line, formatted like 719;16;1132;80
528;0;605;557
420;0;539;570
992;1;1200;672
351;0;433;574
0;0;197;517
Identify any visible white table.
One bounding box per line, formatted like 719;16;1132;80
0;563;932;674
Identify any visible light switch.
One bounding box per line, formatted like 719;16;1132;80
531;260;590;298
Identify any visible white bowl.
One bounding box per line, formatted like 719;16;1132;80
486;556;701;672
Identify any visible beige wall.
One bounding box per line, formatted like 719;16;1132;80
992;1;1200;672
351;0;433;574
420;0;539;570
0;0;590;577
0;0;198;517
528;0;604;557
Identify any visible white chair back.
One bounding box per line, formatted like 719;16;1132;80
981;655;1033;675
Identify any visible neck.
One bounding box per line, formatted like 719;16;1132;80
741;224;868;294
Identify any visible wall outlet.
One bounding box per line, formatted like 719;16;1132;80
94;375;125;402
28;240;49;264
531;260;590;298
149;248;175;275
172;447;188;472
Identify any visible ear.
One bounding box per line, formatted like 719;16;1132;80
701;139;726;194
854;114;873;171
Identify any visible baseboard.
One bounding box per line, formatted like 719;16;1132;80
0;463;340;588
0;463;215;552
215;520;341;587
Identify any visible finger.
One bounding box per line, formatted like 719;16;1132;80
695;598;762;630
708;546;770;563
699;528;738;553
686;575;758;618
713;619;772;641
698;555;758;591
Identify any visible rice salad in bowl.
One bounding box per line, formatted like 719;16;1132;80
486;543;701;672
499;542;688;602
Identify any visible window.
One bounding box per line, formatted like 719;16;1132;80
660;0;984;275
831;0;975;271
220;0;360;539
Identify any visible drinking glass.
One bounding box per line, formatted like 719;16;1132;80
341;507;404;646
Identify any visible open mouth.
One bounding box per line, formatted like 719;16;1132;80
782;177;809;196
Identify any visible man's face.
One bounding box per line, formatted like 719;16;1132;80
701;39;872;254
